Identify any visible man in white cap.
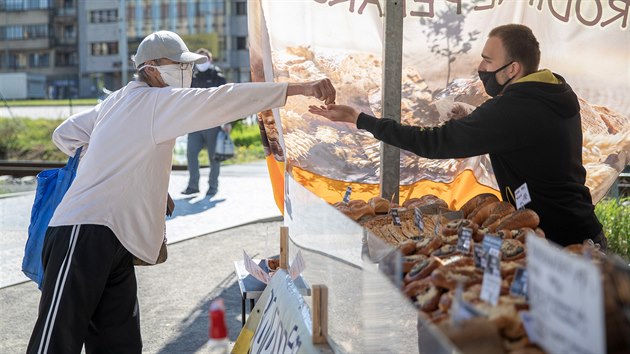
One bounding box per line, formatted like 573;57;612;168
27;30;335;353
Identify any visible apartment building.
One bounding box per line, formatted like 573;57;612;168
0;0;250;99
0;0;78;98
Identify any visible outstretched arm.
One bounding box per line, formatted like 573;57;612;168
308;104;359;124
288;79;336;105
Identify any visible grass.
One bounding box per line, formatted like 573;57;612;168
595;197;630;260
3;99;99;107
0;117;264;163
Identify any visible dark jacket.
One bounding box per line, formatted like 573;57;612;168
191;65;226;89
357;70;602;246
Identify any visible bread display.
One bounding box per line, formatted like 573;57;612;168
328;191;629;354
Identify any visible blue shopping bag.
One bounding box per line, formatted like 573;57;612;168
22;146;82;289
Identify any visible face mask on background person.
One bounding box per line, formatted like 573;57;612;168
478;61;514;97
142;64;193;88
196;61;211;72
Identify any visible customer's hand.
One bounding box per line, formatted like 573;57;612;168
308;104;360;125
287;79;336;104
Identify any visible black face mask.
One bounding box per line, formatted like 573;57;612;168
478;61;514;97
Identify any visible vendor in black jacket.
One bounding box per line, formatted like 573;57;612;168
310;24;606;250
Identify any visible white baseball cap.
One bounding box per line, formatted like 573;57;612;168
133;31;207;68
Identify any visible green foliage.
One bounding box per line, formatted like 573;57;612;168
0;117;67;161
595;198;630;260
231;120;262;147
0;117;24;159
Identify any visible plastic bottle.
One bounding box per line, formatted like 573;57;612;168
208;298;229;354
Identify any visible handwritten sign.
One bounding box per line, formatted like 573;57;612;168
527;235;605;354
243;251;271;284
342;186;352;203
390;208;401;226
414;207;424;232
456;227;473;254
514;182;532;210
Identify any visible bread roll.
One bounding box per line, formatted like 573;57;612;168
431;265;483;290
501;239;526;261
398;239;417;256
415;235;443;255
404;255;439;283
368;196;390;214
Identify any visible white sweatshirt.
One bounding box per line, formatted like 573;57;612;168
50;81;288;263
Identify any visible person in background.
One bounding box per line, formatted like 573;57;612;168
27;30;335;354
310;24;606;251
182;48;228;198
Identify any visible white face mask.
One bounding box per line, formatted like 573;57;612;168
196;61;211;72
143;64;193;88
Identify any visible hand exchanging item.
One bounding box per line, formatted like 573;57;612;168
287;78;336;105
308;104;361;125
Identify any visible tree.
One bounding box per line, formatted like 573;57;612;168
420;2;480;88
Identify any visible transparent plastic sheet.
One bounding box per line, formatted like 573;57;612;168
285;174;459;353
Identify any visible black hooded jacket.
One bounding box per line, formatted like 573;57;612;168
357;70;602;246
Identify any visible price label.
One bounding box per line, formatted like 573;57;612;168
414;207;424;233
510;267;528;298
473;244;486;269
514;182;531;210
342;186;352;203
456;227;473;254
480;236;502;305
391;208;401;226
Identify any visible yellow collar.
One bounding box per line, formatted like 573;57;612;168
514;69;561;84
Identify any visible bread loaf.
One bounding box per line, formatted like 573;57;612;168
495;209;540;230
460;193;499;218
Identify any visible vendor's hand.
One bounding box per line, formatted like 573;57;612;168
308;104;360;125
288;79;336;104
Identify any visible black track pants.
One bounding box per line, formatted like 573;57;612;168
27;225;142;354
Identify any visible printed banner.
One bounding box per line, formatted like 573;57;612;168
249;0;630;210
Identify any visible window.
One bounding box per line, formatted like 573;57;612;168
89;9;118;23
0;24;47;40
6;25;23;40
29;52;50;67
8;53;27;69
235;1;247;16
55;51;77;66
24;24;48;39
4;0;24;11
91;42;119;56
236;36;247;50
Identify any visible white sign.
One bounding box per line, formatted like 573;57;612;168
233;270;316;354
289;250;306;281
243;251;271;284
527;236;605;354
514;183;532;210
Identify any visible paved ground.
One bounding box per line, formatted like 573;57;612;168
1;105;94;120
0;162;283;353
